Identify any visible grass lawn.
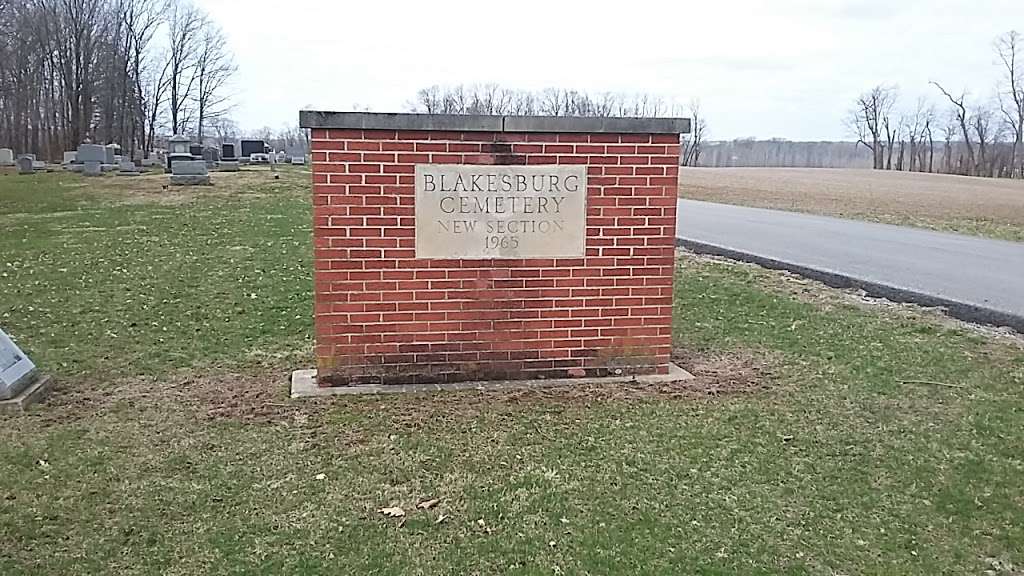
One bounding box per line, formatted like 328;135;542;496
2;168;1023;575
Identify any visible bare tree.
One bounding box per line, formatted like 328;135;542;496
848;85;897;169
931;81;976;175
996;30;1024;178
681;100;707;166
972;104;996;176
0;0;236;159
194;20;235;142
165;0;203;135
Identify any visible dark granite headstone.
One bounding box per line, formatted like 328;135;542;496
240;140;265;158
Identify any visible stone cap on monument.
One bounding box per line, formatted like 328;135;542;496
299;111;692;135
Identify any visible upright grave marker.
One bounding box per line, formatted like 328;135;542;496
300;111;689;388
16;156;33;174
0;328;52;412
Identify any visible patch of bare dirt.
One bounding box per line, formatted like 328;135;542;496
102;168;299;204
24;349;774;427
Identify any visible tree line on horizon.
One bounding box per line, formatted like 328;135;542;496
849;30;1024;179
0;0;236;162
407;84;709;167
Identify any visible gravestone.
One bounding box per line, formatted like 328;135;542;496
0;329;36;401
291;155;306;165
32;160;46;170
0;328;52;412
202;147;220;164
240;139;265;159
217;160;240;172
103;145;116;165
63;151;77;164
77;143;106;163
83;161;102;176
16;156;34;174
170;160;210;185
222;143;237;160
189;144;203;159
167;134;193;171
0;148;13;166
117;160;140;176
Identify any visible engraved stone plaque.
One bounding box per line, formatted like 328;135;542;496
415;164;586;259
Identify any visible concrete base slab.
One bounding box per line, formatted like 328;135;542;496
290;364;693;398
0;374;53;413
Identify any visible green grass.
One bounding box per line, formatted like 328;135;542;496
2;169;1023;575
0;169;313;376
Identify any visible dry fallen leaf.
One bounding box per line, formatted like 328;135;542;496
314;473;327;481
435;514;448;525
378;506;406;518
417;498;441;510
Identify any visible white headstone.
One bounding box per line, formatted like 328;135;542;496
63;151;77;164
290;156;306;165
31;160;45;170
104;145;116;164
0;329;37;401
0;148;13;165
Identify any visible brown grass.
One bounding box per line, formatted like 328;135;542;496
27;349;773;427
679;167;1024;241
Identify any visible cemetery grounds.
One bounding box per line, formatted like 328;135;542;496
1;167;1023;575
680;167;1024;242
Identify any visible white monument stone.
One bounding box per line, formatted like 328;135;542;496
63;151;77;164
0;329;37;400
0;328;52;412
414;164;587;259
0;148;14;166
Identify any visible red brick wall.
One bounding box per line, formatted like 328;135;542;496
310;128;680;386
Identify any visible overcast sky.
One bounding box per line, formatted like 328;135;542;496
197;0;1022;141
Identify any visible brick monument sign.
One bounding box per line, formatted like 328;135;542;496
299;112;690;388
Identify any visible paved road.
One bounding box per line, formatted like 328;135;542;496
675;199;1024;332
